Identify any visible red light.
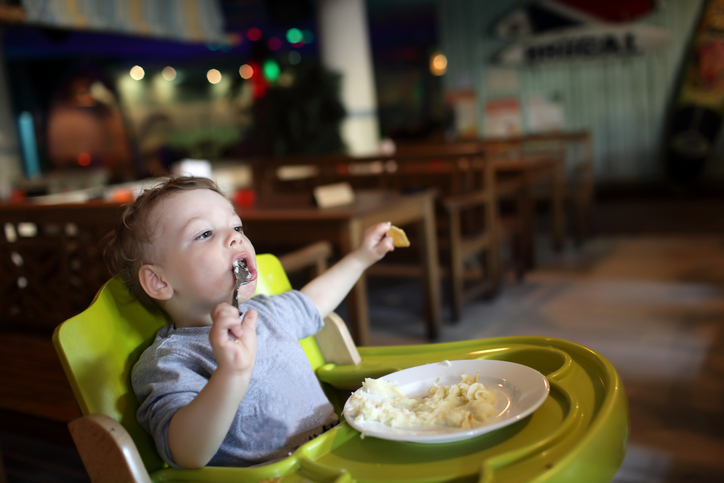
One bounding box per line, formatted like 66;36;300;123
268;37;282;50
78;153;91;166
247;27;262;41
233;188;257;208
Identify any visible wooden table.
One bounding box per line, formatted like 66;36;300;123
388;150;567;269
236;189;442;345
494;153;566;268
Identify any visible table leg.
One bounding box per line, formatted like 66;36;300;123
342;219;369;345
551;161;566;252
419;195;442;340
520;172;536;270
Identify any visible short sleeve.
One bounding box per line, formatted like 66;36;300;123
132;343;210;468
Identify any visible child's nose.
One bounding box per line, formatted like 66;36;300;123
229;229;243;246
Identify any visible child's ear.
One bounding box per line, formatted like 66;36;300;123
138;265;173;301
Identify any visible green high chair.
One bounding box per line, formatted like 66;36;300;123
53;253;629;483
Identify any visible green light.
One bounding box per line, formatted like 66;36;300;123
302;29;314;43
263;58;280;82
286;28;303;44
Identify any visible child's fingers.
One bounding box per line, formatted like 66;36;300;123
210;303;244;343
376;222;397;250
228;309;257;340
210;303;237;327
374;221;393;239
362;221;388;239
363;222;391;246
382;234;395;251
210;306;257;370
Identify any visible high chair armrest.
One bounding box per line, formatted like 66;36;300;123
315;312;362;365
68;414;152;483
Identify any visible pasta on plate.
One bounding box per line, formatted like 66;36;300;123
346;372;497;430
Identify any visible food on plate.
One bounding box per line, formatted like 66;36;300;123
346;372;496;430
387;225;410;247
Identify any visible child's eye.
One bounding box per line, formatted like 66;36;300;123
197;230;212;240
234;225;244;234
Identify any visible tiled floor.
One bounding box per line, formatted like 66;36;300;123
3;202;724;482
364;235;724;483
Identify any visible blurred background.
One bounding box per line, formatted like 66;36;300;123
1;1;723;482
1;0;723;192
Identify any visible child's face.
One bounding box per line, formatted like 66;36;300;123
151;189;257;315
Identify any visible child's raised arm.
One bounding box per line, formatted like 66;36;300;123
301;222;394;319
167;306;258;468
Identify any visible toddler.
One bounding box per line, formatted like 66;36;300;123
104;176;394;468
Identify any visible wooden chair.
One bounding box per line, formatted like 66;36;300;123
383;148;516;321
385;145;528;311
53;253;630;483
249;148;512;321
277;240;333;281
0;202;120;334
0;203;122;435
482;131;594;247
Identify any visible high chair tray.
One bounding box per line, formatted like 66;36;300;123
153;336;628;483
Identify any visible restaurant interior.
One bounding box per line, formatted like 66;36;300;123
1;0;723;482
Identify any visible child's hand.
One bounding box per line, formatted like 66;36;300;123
209;304;257;375
354;222;395;267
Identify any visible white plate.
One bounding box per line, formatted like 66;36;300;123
342;359;550;444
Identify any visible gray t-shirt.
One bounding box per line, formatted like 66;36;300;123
132;290;338;468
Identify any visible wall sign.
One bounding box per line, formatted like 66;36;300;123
492;0;671;65
495;24;672;65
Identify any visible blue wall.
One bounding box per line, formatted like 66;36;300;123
437;0;723;182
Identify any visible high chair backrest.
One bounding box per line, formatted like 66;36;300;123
52;253;323;474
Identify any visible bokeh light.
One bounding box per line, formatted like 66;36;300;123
268;37;282;51
430;53;448;76
247;27;262;41
263;59;280;82
77;153;91;166
286;28;303;44
239;64;254;79
162;66;177;81
129;65;145;80
207;69;222;84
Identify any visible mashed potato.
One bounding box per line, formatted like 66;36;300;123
346;373;496;430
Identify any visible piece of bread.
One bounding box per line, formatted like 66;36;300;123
387;225;410;247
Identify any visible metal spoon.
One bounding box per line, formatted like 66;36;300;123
231;258;252;309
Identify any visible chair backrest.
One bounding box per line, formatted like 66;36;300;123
52;253;324;473
1;203;120;333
